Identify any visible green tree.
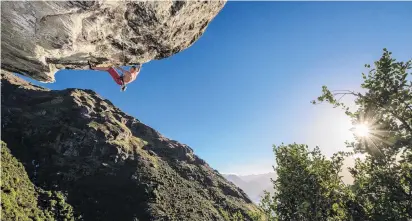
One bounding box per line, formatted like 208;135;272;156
258;49;411;221
313;49;412;220
259;144;353;221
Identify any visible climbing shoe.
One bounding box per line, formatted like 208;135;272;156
88;60;94;69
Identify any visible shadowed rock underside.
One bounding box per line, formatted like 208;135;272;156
1;1;225;82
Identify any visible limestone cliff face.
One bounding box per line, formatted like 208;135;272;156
1;71;257;221
1;1;225;82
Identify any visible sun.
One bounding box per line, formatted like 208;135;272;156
349;116;390;156
354;123;370;137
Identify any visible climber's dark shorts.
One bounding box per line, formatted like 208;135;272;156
108;67;123;85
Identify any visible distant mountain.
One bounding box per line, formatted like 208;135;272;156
223;158;356;205
1;72;257;221
223;173;276;203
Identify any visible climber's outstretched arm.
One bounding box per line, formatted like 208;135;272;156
91;67;111;71
88;61;111;71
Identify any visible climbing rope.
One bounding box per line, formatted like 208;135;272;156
121;0;128;66
120;0;142;70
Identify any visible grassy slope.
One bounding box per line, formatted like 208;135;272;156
1;141;76;221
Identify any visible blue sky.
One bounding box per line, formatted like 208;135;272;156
22;2;412;175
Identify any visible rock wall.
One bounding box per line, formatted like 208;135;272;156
1;1;225;82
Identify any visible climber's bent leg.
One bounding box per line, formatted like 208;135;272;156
107;67;124;86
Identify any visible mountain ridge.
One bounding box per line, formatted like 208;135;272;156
1;71;257;220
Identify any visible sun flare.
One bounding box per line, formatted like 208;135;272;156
354;124;370;137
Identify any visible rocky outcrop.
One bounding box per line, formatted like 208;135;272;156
1;1;225;82
1;71;257;221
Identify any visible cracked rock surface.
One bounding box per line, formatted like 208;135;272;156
1;1;225;82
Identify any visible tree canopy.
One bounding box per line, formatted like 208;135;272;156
256;49;412;221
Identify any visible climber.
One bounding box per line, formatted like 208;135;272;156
88;61;141;91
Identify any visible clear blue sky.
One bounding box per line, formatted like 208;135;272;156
23;2;412;175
